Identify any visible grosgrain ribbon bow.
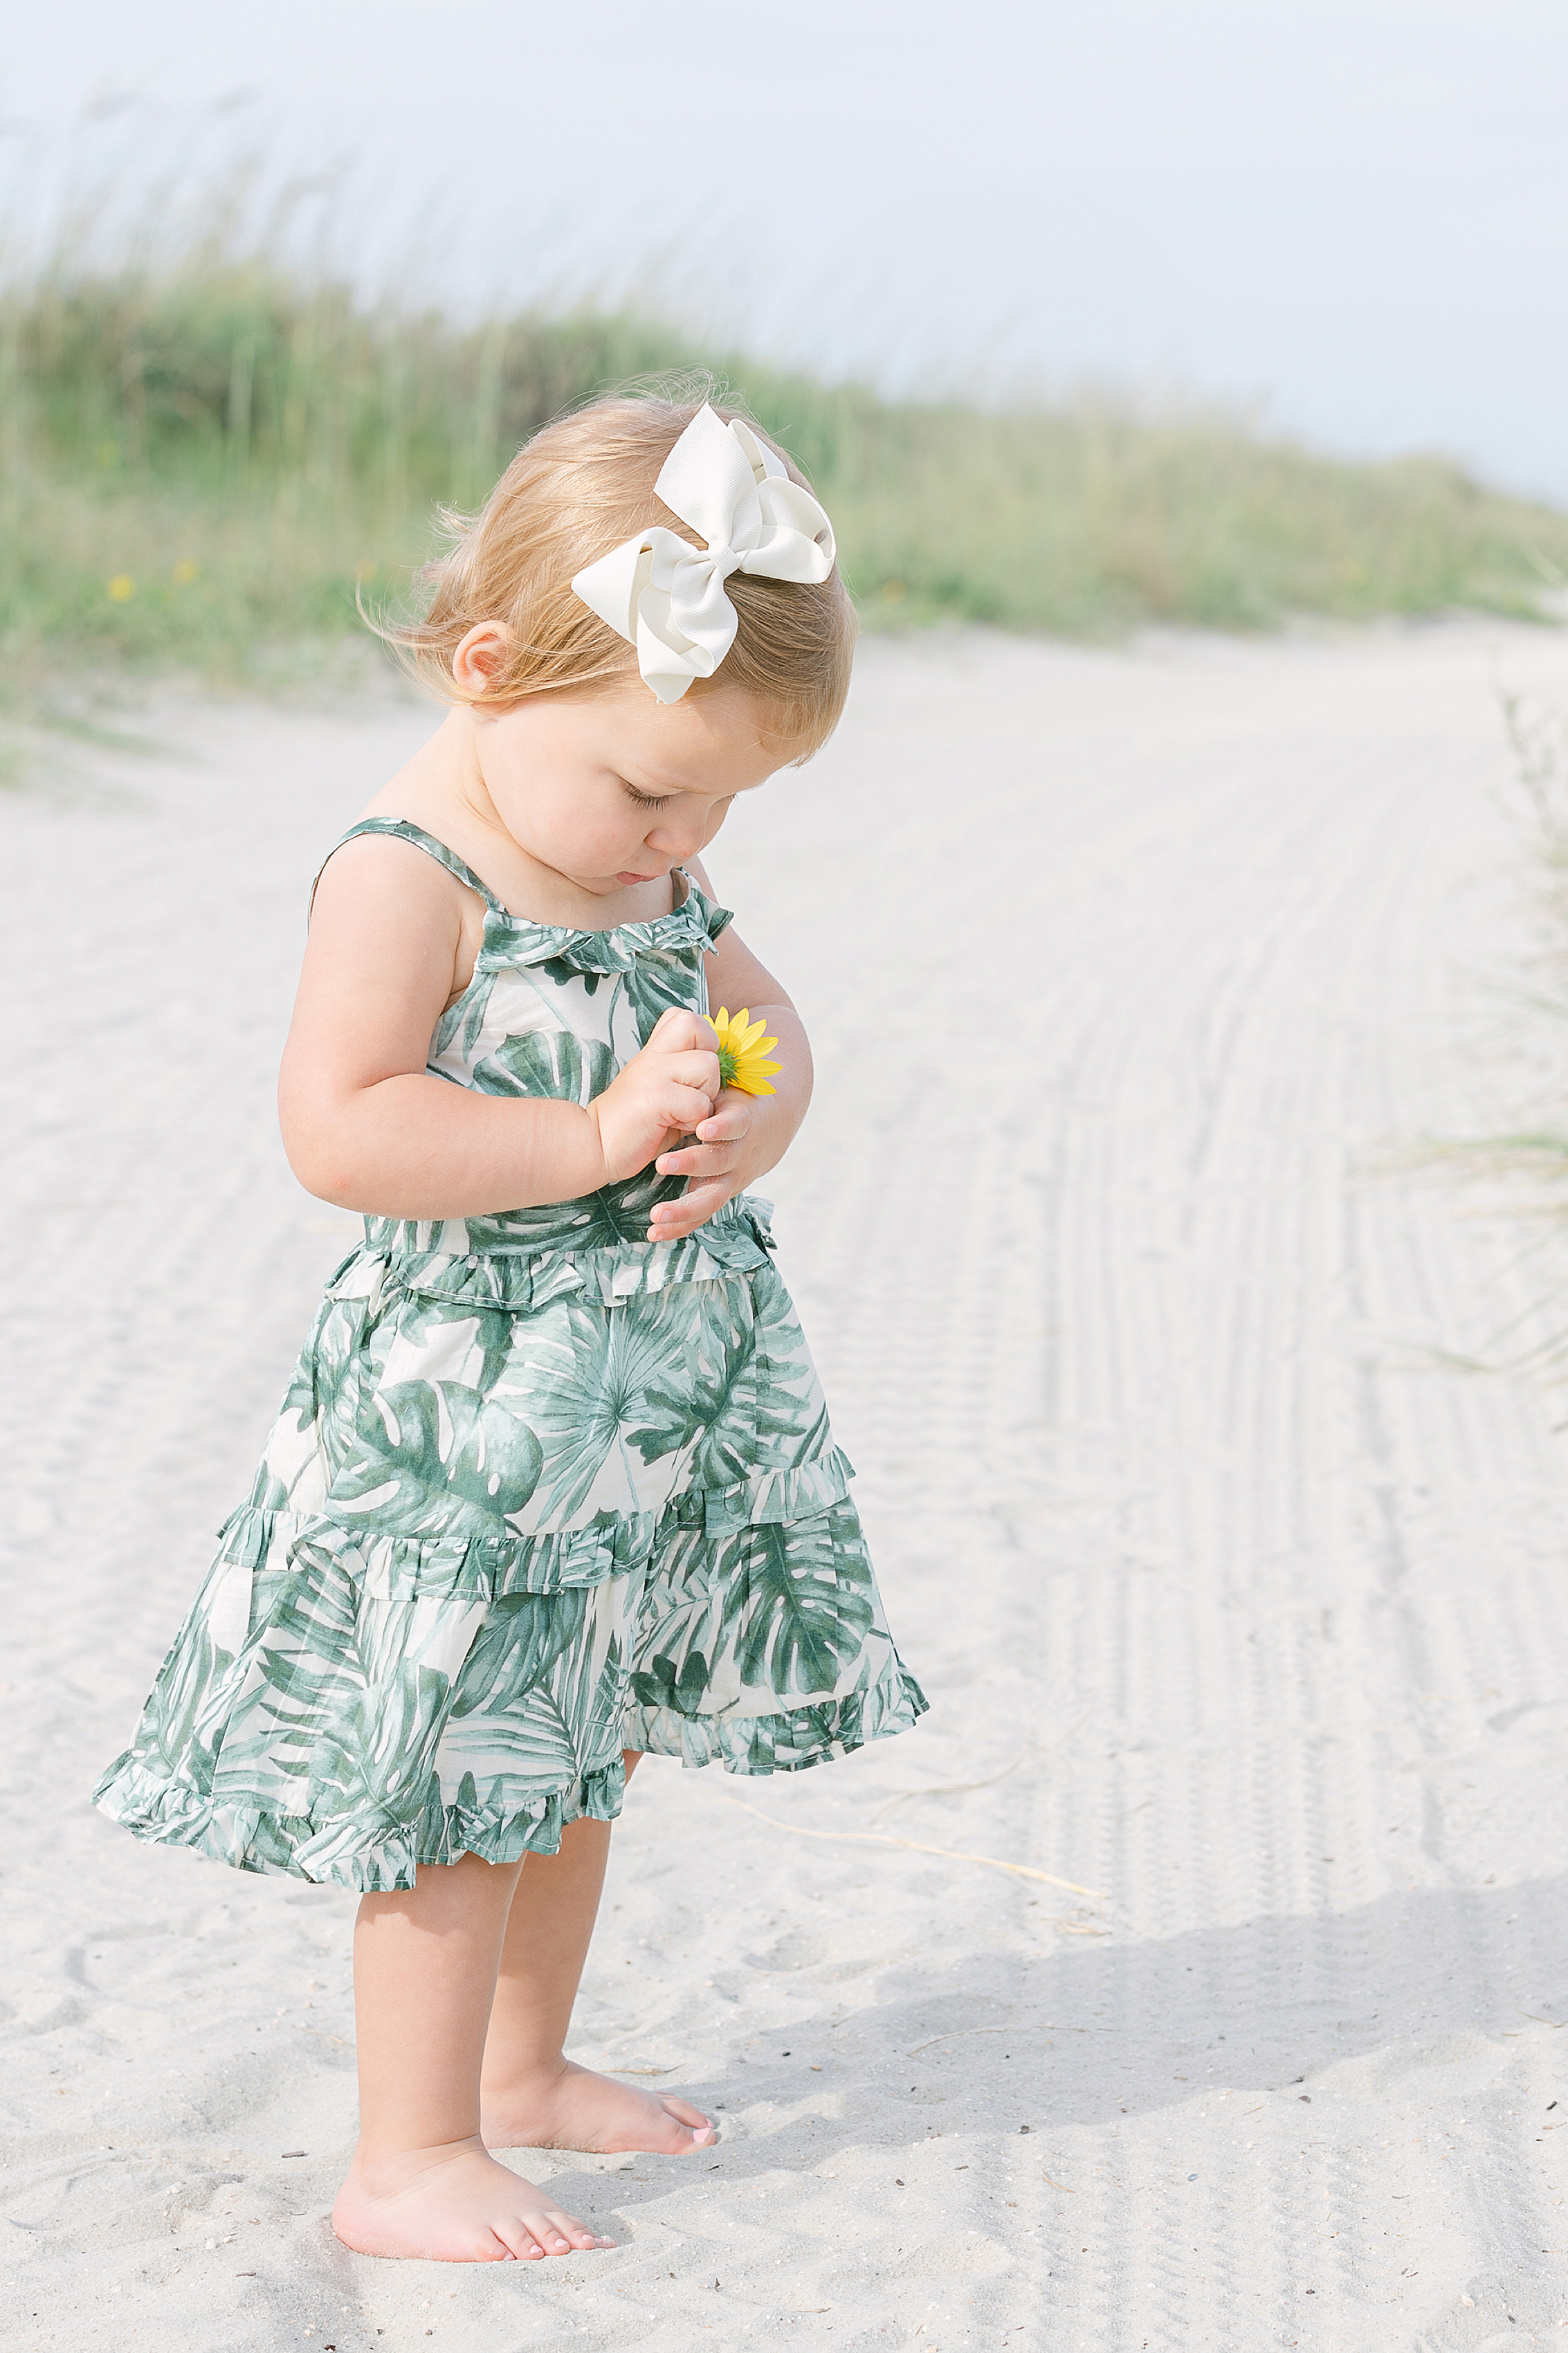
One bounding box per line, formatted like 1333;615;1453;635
570;404;837;703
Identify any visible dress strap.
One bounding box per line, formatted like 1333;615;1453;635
310;818;507;916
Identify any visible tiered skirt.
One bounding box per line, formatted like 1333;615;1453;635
93;1199;927;1891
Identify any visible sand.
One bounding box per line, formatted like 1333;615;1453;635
5;620;1568;2350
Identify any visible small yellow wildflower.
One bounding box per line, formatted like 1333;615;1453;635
711;1006;781;1098
172;558;201;585
107;574;136;602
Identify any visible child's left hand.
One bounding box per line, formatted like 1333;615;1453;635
648;1091;759;1242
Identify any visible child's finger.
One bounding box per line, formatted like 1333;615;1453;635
661;1082;718;1132
651;1171;730;1215
661;1049;722;1098
655;1142;736;1179
645;1008;719;1055
648;1181;729;1239
695;1102;749;1142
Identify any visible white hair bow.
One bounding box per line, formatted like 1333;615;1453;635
570;403;837;704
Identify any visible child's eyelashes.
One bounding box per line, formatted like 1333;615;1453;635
623;785;673;810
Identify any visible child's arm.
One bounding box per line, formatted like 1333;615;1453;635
278;836;720;1220
646;855;814;1245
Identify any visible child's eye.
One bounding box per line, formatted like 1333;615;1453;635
625;786;673;811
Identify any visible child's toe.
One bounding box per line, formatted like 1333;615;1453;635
532;2205;590;2255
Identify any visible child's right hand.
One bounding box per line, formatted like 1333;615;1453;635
587;1008;722;1185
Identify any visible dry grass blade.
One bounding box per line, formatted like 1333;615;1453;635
906;2026;1017;2055
868;1737;1037;1820
1411;688;1568;1382
869;1714;1091;1821
718;1794;1104;1899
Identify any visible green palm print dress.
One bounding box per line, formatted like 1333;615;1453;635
93;821;927;1893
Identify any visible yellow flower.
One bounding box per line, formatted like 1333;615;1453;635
711;1006;781;1098
107;574;136;602
172;558;201;585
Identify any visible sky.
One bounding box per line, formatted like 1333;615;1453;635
3;0;1566;500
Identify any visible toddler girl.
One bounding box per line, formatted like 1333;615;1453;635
94;394;927;2264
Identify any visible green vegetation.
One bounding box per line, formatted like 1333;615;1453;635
4;247;1568;698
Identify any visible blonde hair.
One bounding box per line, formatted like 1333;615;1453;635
374;390;857;761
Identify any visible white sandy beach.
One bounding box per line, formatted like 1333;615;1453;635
6;620;1568;2350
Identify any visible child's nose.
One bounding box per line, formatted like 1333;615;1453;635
646;817;706;857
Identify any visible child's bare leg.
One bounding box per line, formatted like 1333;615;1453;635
331;1851;611;2262
480;1755;715;2155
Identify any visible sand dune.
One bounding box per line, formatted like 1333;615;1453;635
5;621;1568;2348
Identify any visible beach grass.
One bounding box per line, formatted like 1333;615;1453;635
1490;691;1568;1199
4;248;1568;702
1405;689;1568;1375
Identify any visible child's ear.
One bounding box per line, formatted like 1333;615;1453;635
452;622;512;698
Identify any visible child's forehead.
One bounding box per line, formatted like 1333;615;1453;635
592;689;787;787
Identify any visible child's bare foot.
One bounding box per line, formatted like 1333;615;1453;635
331;2136;613;2262
480;2058;715;2154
